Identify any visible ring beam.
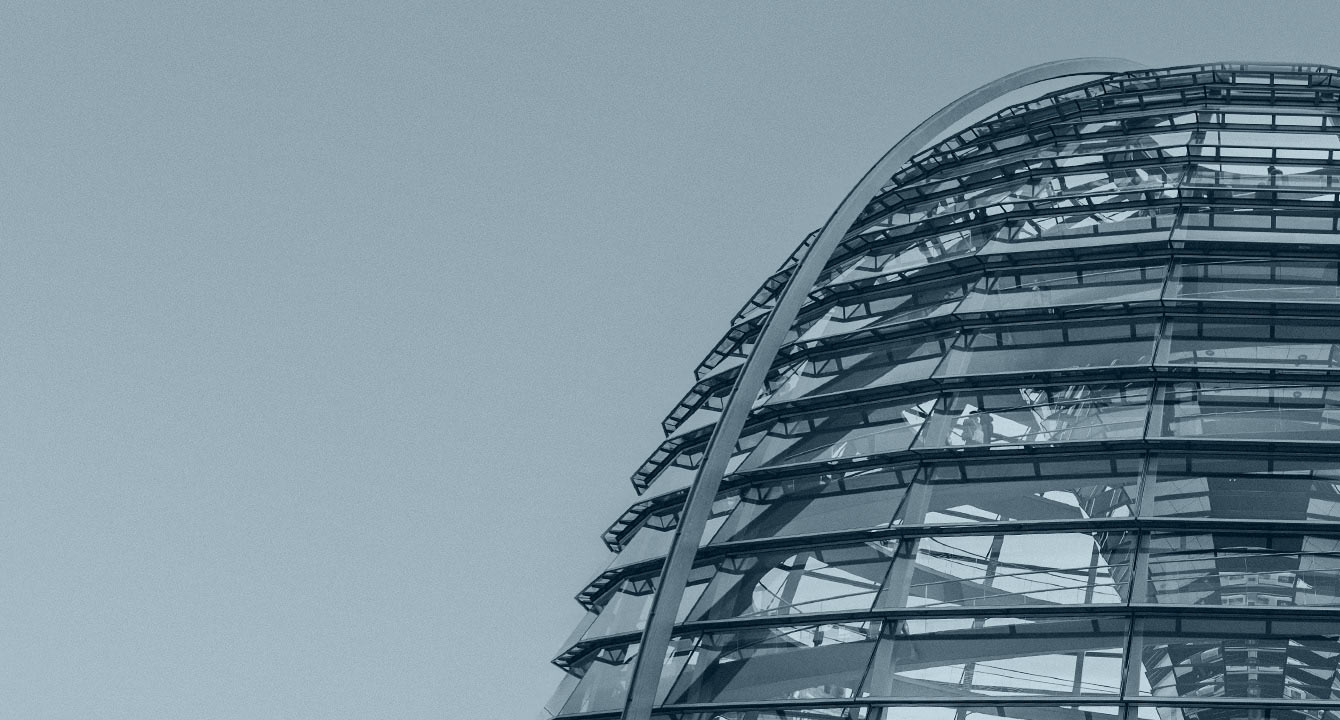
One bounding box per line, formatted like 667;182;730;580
620;57;1144;720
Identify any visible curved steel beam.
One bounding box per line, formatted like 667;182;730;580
620;57;1144;720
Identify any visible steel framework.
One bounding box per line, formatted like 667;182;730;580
543;61;1340;720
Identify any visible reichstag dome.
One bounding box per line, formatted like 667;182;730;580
543;60;1340;720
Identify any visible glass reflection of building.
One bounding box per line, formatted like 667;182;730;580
543;63;1340;720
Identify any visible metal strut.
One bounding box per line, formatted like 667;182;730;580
620;57;1144;720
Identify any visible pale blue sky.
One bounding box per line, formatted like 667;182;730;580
3;2;1340;719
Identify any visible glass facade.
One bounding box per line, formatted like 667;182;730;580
546;63;1340;720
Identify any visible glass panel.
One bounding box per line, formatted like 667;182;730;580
554;641;691;716
979;206;1177;256
1137;617;1340;701
1167;259;1340;304
1187;160;1340;191
654;710;868;720
712;465;916;543
1143;455;1340;522
957;261;1167;314
936;319;1157;378
915;384;1151;448
677;566;713;624
555;609;597;660
1054;163;1183;197
659;709;1125;720
610;515;677;570
541;671;580;719
727;429;768;476
1152;383;1340;442
863;616;1127;698
685;542;898;621
1134;709;1340;720
699;495;740;549
1211;130;1340;149
767;333;955;405
1171;209;1340;246
559;643;639;715
829;222;1005;288
859;162;1179;250
896;532;1136;609
897;128;1191;204
1025;166;1184;213
582;576;656;642
908;456;1142;525
1145;532;1340;607
739;396;936;471
1041;129;1191;156
790;280;969;345
662;621;881;705
1157;320;1340;371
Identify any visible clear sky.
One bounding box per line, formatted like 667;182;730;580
4;2;1340;719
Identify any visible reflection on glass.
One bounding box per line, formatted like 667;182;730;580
560;643;639;715
541;671;580;720
1167;259;1340;304
652;709;867;720
738;396;935;471
1143;455;1340;522
1208;129;1340;150
583;576;656;642
916;384;1150;448
1138;617;1340;701
936;320;1157;378
654;709;1124;720
1028;165;1183;213
1157;320;1340;371
610;513;677;569
767;333;954;405
698;495;741;550
857;161;1180;252
899;533;1135;608
658;707;1129;720
829;222;1005;288
898;127;1192;206
1172;208;1340;246
686;542;897;621
790;281;969;345
1145;532;1340;607
864;616;1126;698
981;206;1177;255
1187;160;1340;191
957;262;1166;314
711;466;915;543
1152;383;1340;442
909;456;1141;525
663;622;881;705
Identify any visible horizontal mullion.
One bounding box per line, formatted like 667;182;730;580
672;602;1340;636
697;515;1340;561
